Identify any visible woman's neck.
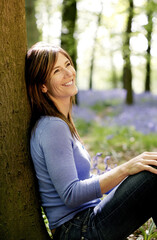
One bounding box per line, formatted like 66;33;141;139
53;98;70;118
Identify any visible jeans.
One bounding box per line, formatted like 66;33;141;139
53;170;157;240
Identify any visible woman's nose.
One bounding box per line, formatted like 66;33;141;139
63;68;73;78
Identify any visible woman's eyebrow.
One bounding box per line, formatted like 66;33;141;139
53;65;60;70
53;60;70;70
65;60;70;65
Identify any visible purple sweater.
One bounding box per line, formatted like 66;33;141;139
30;116;102;229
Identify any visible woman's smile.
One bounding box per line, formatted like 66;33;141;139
63;80;74;86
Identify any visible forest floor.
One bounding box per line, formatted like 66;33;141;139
73;89;157;135
73;89;157;240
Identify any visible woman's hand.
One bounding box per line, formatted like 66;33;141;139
99;152;157;194
124;152;157;176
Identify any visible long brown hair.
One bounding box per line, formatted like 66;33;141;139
25;42;80;140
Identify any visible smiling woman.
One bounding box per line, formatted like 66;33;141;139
41;52;78;117
25;42;157;240
25;42;79;139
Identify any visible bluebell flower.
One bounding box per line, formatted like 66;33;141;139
73;89;157;134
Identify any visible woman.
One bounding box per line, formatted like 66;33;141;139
25;42;157;240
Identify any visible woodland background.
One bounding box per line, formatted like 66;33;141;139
26;0;157;104
0;0;157;239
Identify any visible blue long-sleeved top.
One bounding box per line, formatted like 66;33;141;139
30;116;102;229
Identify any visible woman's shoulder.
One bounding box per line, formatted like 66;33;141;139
33;116;71;138
39;116;67;127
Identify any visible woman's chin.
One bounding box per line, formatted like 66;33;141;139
72;86;78;96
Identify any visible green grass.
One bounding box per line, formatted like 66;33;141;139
75;119;157;164
90;99;122;117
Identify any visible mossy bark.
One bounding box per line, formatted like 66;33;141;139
0;1;50;239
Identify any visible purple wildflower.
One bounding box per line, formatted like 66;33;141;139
106;134;114;140
91;153;116;194
104;156;112;172
73;89;157;134
91;152;103;174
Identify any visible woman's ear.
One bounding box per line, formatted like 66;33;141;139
41;84;48;93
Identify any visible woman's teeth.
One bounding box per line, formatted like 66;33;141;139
64;80;73;86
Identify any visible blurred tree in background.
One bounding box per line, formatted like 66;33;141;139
144;0;156;92
89;0;103;89
25;0;41;48
61;0;78;103
61;0;77;70
122;0;134;104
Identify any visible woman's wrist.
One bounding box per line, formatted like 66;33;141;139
119;162;130;178
99;164;129;194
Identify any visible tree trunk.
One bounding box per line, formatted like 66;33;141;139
25;0;41;48
0;1;50;239
122;0;134;104
61;0;78;104
145;0;154;92
61;0;77;70
123;59;133;104
109;38;118;89
145;49;151;92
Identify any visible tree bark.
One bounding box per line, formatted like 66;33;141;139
0;1;50;239
122;0;134;104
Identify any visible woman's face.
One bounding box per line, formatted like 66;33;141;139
42;52;78;103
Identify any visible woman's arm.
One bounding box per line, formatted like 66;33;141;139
99;152;157;194
40;119;102;208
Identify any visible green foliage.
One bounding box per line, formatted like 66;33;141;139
41;207;52;238
75;118;93;136
75;119;157;163
140;219;157;240
90;99;122;115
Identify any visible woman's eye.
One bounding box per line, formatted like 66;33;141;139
54;69;60;74
66;62;71;67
